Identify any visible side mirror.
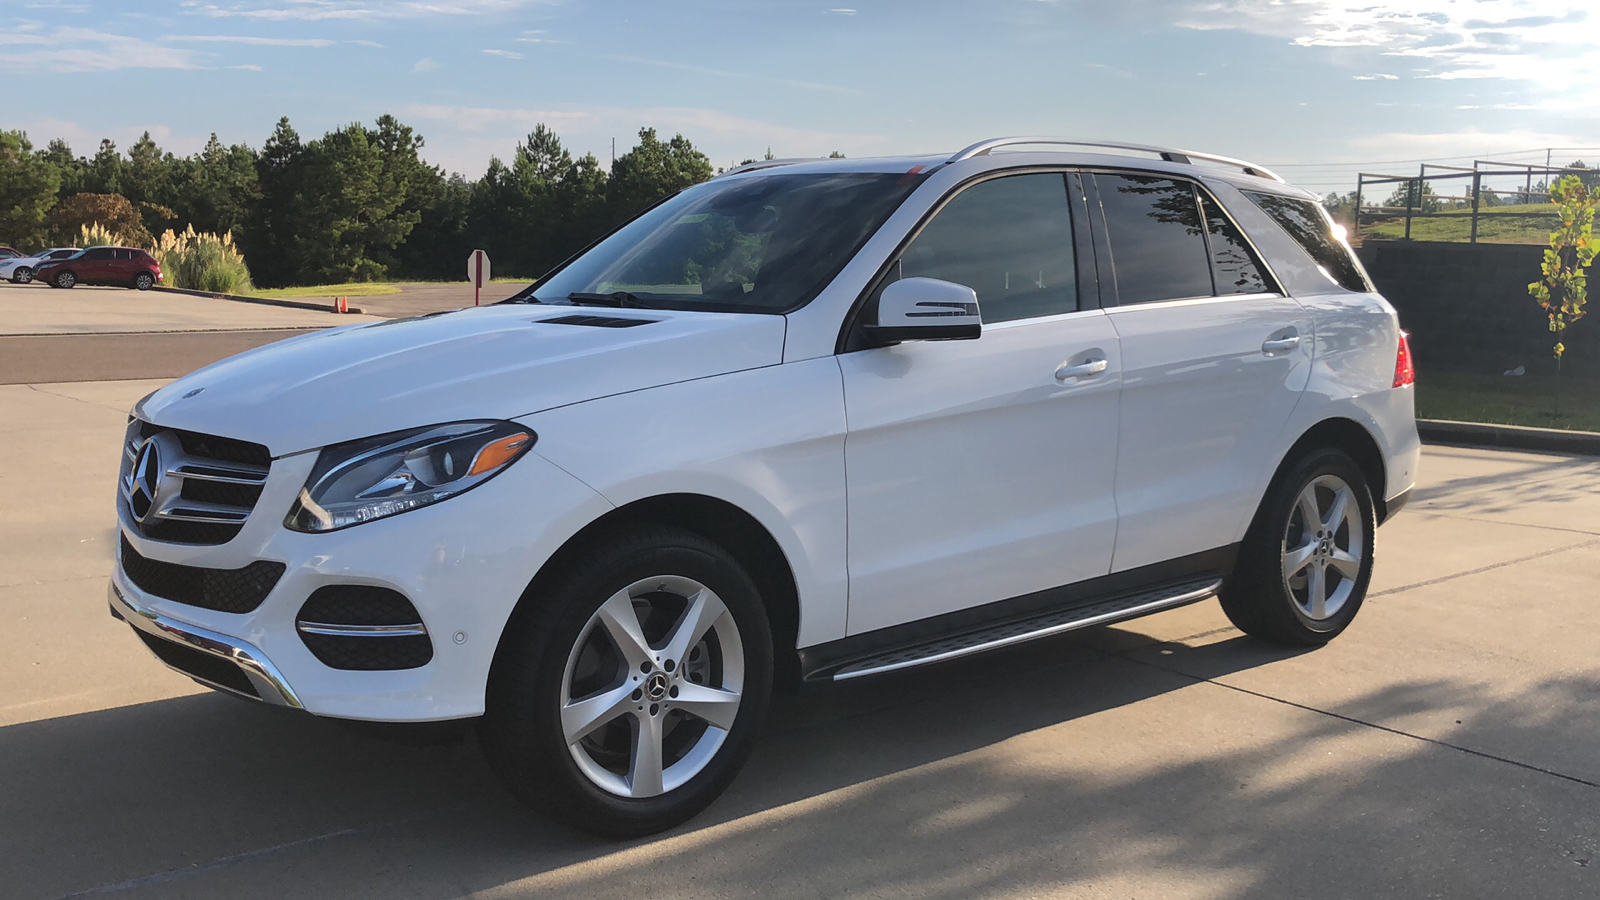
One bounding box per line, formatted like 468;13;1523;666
865;277;982;345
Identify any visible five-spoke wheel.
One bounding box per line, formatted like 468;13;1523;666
1221;447;1376;644
483;526;773;837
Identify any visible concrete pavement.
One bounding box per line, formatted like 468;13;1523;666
1;380;1597;899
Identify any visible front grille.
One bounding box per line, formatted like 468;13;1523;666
297;586;434;670
121;420;271;545
120;535;286;614
133;629;259;698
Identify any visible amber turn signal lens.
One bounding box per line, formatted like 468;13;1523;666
468;432;533;476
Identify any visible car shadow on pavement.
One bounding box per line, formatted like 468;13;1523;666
5;627;1597;899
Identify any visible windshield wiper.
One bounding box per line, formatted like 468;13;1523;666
566;291;660;309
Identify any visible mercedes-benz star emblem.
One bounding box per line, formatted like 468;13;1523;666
128;440;163;522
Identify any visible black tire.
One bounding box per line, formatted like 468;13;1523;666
55;270;76;289
13;267;32;284
134;272;154;291
482;525;774;837
1219;447;1376;645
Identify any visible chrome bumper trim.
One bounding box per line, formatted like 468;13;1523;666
109;580;305;709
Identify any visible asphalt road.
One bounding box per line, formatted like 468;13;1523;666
2;375;1597;899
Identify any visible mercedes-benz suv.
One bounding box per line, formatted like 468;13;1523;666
111;138;1419;836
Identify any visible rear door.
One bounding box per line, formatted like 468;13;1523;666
1089;172;1312;572
839;171;1123;635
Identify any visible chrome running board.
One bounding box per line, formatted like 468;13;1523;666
832;578;1222;681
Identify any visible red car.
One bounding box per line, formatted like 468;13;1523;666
36;246;163;291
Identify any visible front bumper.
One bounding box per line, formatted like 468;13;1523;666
111;445;612;721
110;580;304;708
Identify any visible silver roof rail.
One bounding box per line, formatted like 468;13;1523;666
948;137;1285;183
716;157;829;178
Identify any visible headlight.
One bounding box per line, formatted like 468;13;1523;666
285;421;534;533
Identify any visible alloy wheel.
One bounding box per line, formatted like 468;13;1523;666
559;575;744;799
1281;474;1365;622
15;268;32;284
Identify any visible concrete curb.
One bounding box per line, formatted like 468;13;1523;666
1418;419;1600;456
151;285;367;315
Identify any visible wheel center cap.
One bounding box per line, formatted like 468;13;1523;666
645;671;671;701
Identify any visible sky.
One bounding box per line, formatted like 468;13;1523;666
3;0;1597;198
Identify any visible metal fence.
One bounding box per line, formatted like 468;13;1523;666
1352;162;1592;245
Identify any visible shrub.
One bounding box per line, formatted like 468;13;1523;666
154;226;254;293
49;193;152;246
77;222;126;249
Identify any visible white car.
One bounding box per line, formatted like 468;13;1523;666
1;247;80;283
112;138;1419;836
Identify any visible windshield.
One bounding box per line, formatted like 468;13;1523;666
528;172;924;313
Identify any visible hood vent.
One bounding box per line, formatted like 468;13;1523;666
539;314;657;329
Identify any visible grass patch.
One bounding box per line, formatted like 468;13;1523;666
246;283;406;299
1416;370;1600;432
1362;202;1560;244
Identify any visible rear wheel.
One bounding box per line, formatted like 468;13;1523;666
482;526;773;837
133;272;154;291
1220;448;1376;645
54;270;76;289
13;267;32;284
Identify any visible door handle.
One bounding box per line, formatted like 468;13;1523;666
1261;334;1301;354
1055;358;1109;381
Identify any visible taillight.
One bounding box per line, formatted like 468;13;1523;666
1393;331;1415;388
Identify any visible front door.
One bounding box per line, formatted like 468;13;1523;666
840;172;1122;635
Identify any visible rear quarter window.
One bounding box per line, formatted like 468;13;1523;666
1244;191;1372;292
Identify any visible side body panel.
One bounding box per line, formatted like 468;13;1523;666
838;311;1123;635
1106;293;1313;571
522;357;851;649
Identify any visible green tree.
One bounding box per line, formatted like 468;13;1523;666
85;139;124;196
608;128;713;221
37;138;83;199
243;116;307;285
0;130;62;248
171;134;260;237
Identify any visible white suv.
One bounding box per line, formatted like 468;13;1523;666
112;138;1419;836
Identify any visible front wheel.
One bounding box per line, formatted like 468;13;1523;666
482;526;774;837
1220;448;1376;645
13;267;32;284
54;270;76;289
133;272;154;291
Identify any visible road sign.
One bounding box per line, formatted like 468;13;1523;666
467;249;491;306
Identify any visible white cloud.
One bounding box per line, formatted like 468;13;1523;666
412;57;442;72
482;48;524;59
825;8;857;14
184;1;544;21
603;54;859;94
163;34;336;46
1352;73;1399;81
0;26;205;72
1145;0;1596;99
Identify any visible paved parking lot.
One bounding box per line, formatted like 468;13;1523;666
1;372;1596;899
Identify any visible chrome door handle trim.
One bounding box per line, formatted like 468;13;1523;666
1261;336;1301;353
1055;358;1109;380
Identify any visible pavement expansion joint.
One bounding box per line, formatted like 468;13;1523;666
1369;536;1600;598
1121;651;1600;792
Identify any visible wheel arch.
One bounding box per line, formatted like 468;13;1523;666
499;492;804;687
1279;417;1391;523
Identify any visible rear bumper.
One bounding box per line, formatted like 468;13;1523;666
109;578;304;709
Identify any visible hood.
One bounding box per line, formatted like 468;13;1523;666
138;305;787;456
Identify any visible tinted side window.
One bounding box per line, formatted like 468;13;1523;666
84;248;114;260
1244;191;1372;292
50;250;75;259
1200;193;1271;295
1096;174;1214;304
114;249;135;261
898;173;1077;323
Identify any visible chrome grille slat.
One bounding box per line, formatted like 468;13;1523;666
167;464;268;486
121;420;271;545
